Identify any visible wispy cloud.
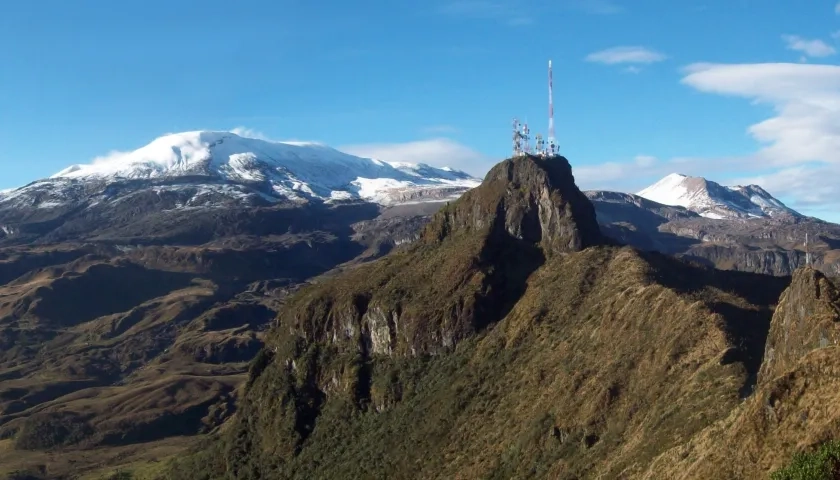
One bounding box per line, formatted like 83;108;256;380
568;0;624;14
438;0;533;26
230;127;270;140
340;138;493;176
421;125;461;134
586;46;667;65
782;34;836;58
835;1;840;14
634;155;657;167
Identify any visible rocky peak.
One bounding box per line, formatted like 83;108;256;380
422;154;602;256
758;267;840;384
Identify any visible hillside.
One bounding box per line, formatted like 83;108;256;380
164;154;796;479
644;267;840;478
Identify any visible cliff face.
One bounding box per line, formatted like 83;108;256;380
759;268;840;384
285;154;603;360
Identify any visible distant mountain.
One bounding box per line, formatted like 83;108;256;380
637;173;799;219
3;131;478;209
0;131;479;245
584;189;840;277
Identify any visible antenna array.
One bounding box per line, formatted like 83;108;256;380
512;60;559;158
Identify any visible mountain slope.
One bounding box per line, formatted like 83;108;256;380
164;155;790;480
637;173;799;219
644;268;840;478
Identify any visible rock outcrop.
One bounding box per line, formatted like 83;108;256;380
284;155;603;358
423;155;601;255
759;267;840;384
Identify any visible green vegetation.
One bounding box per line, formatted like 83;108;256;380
771;441;840;480
14;412;93;450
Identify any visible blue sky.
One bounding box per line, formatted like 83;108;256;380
2;0;840;220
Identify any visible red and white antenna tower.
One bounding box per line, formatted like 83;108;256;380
548;60;557;156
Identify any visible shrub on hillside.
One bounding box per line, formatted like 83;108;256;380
771;440;840;480
14;411;93;450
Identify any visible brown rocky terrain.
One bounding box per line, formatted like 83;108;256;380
165;154;837;480
0;203;427;478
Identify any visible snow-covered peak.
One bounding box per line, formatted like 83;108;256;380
4;130;481;210
637;173;799;219
52;131;375;182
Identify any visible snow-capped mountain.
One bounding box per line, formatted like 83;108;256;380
636;173;799;219
14;130;478;207
0;131;481;244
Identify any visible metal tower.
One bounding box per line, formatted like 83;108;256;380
547;60;557;157
512;118;523;157
535;133;545;155
522;122;531;154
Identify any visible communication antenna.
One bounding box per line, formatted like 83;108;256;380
805;231;811;267
548;59;557;157
512;117;522;157
535;133;545;155
522;121;531;154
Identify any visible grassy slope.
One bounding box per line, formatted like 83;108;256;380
167;244;787;480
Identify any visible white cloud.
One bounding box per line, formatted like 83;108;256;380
681;63;840;168
230;127;270;140
832;30;840;40
835;1;840;14
623;66;642;74
340;138;493;176
422;125;461;134
569;0;624;14
438;1;532;26
634;155;657;167
586;46;667;65
781;34;836;58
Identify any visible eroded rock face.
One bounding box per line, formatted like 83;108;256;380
422;155;602;256
758;267;840;384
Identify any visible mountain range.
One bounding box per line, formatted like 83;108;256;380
0;133;839;479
